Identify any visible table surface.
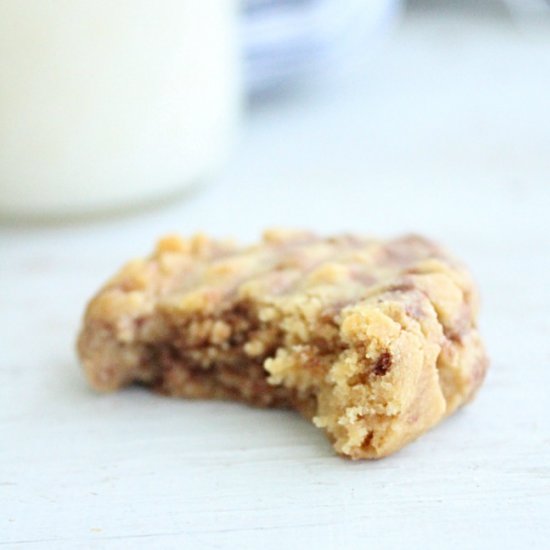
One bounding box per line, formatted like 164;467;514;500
2;13;549;550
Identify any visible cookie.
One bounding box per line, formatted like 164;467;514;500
77;230;488;459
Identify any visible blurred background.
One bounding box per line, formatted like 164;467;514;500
0;0;549;221
1;2;550;546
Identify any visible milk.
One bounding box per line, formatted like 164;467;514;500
0;1;240;217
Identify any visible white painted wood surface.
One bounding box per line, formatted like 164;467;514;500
1;14;549;549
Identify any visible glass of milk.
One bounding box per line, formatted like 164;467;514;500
0;1;240;218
